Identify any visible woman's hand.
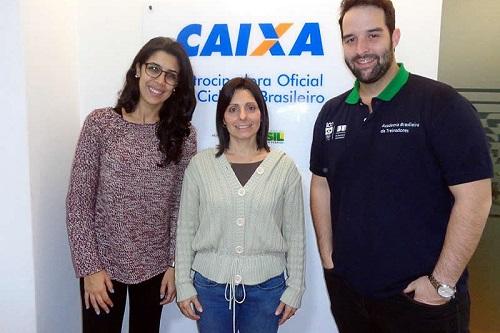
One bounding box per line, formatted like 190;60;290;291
177;296;203;320
160;267;176;305
83;270;114;315
275;302;297;325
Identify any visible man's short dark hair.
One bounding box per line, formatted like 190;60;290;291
339;0;396;36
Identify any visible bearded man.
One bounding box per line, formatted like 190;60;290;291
309;1;493;332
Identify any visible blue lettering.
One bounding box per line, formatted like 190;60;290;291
289;23;324;56
197;90;209;102
177;23;325;56
200;24;232;56
177;24;202;57
197;90;218;102
235;24;251;56
259;23;280;39
259;23;285;56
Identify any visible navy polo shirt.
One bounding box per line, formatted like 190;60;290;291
310;64;493;298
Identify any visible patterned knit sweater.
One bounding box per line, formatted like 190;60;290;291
66;108;196;284
175;148;306;308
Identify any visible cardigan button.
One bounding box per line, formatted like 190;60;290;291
235;246;244;254
236;218;245;226
256;166;264;175
234;274;242;284
237;188;246;196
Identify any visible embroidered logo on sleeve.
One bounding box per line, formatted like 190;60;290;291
325;122;334;141
335;125;347;140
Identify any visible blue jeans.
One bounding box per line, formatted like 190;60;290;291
193;271;285;333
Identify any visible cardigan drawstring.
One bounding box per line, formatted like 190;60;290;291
224;259;246;333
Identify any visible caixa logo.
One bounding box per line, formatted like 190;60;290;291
177;23;324;56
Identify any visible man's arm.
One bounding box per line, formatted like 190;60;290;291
404;178;492;304
310;174;334;269
432;178;492;286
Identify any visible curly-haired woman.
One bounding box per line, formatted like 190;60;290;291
66;37;197;333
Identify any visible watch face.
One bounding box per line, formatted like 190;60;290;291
438;285;455;298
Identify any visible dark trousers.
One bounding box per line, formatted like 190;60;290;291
324;269;470;333
79;272;164;333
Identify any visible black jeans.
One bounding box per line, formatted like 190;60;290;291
79;272;164;333
324;268;470;333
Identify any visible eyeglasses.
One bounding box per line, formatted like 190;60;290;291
144;63;178;86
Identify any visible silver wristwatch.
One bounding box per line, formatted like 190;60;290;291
428;274;456;299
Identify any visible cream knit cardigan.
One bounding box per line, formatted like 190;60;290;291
175;148;306;308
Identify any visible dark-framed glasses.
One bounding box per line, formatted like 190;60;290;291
144;63;178;86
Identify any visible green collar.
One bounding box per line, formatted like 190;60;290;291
345;63;410;104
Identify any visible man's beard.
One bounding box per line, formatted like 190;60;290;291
345;47;394;84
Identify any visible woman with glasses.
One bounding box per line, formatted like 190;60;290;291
175;77;305;333
66;37;197;333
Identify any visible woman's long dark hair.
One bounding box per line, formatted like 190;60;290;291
115;37;196;166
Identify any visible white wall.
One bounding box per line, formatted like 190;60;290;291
77;0;145;115
20;0;83;331
393;1;442;79
0;0;83;332
0;1;37;332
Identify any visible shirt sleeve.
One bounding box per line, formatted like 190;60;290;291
310;104;328;177
167;126;198;267
65;112;103;278
175;158;200;301
280;160;306;308
427;89;493;186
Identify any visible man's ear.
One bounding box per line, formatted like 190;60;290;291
392;28;401;49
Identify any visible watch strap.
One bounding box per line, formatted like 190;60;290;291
428;274;456;298
428;274;441;289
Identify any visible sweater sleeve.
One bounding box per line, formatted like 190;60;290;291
167;126;197;267
65;112;103;278
175;159;201;301
280;161;306;308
